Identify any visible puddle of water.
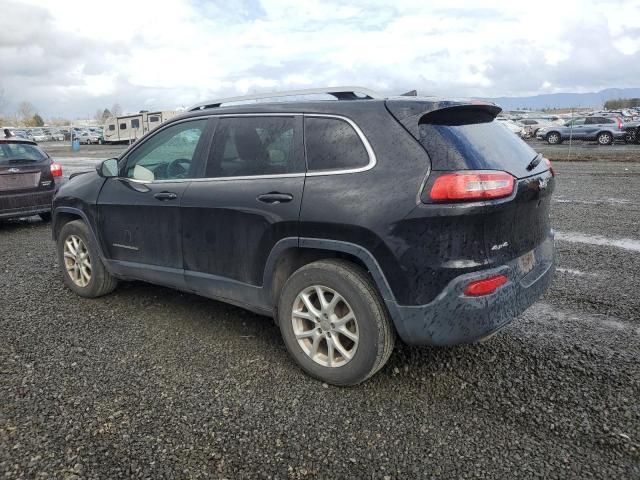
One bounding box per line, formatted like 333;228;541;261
556;267;597;277
526;303;636;333
554;197;630;205
556;232;640;253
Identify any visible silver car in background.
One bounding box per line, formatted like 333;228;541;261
536;116;626;145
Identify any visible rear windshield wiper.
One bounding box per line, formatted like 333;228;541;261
526;153;542;171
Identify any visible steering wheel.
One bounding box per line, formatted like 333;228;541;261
167;158;191;178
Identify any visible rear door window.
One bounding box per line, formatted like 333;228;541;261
304;117;369;172
566;118;586;126
205;116;302;178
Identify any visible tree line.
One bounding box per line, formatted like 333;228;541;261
0;88;123;127
603;98;640;110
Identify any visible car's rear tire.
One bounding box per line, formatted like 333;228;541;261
39;212;51;222
277;259;395;386
546;132;562;144
597;132;613;145
57;220;117;298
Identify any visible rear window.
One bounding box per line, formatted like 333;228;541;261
418;108;538;178
0;143;47;164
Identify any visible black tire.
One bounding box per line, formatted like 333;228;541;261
546;132;562;144
277;259;395;386
57;220;117;298
39;212;51;222
597;131;613;146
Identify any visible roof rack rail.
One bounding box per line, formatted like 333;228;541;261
188;86;383;111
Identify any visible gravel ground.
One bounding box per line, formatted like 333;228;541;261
1;161;639;479
527;139;639;162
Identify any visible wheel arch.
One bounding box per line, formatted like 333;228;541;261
263;238;397;308
52;207;105;259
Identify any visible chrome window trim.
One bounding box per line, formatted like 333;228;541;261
121;112;376;184
303;114;377;177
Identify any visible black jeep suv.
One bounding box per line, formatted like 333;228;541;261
52;87;555;385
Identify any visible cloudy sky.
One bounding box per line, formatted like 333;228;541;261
1;0;639;118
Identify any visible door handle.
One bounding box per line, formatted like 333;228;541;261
154;191;178;201
257;192;293;204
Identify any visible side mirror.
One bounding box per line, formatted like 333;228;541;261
97;158;119;178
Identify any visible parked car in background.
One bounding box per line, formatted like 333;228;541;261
52;87;555;385
623;121;640;144
28;129;50;142
76;131;101;145
44;129;65;141
3;129;29;139
0;138;63;220
536;116;626;145
516;118;552;137
497;117;527;137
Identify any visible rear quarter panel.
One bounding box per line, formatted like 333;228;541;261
299;103;431;303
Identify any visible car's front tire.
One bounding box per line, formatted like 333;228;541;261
277;259;395;386
57;220;117;298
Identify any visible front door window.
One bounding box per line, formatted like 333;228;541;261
126;120;208;181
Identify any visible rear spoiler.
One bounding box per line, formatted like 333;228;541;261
385;99;502;139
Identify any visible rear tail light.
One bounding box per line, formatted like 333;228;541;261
617;118;623;130
50;161;62;177
429;171;514;202
543;157;554;176
464;274;508;296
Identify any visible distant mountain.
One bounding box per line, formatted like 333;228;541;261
482;88;640;111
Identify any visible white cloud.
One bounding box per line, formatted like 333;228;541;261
0;0;639;117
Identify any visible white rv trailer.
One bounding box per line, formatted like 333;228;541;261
102;111;177;144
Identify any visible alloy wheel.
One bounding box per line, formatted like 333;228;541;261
63;235;92;287
598;133;612;145
291;285;359;368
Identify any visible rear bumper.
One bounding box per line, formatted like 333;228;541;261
388;232;555;346
0;189;55;219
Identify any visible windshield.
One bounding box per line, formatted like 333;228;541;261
0;143;48;164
